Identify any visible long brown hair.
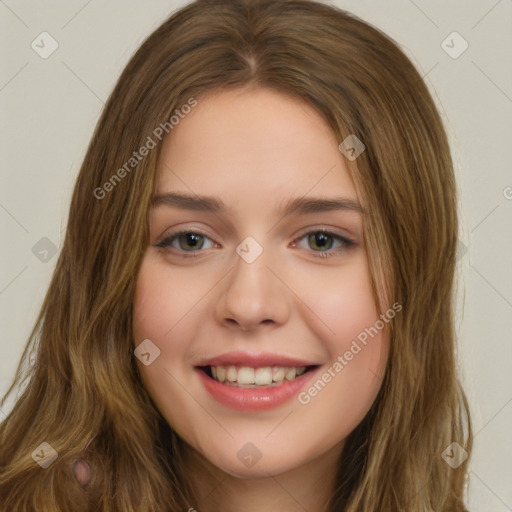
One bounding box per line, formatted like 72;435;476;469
0;0;472;510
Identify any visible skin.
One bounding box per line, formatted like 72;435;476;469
131;88;390;512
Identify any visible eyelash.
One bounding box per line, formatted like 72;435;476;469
155;229;356;260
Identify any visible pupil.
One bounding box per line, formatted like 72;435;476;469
182;233;202;249
310;233;331;251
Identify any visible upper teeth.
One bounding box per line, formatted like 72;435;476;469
211;365;307;387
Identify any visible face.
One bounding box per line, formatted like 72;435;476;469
132;87;390;478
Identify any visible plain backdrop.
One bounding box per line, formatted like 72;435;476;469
1;0;511;509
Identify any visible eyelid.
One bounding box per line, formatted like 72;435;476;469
294;224;354;241
155;228;215;251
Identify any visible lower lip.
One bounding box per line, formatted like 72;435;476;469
196;367;319;411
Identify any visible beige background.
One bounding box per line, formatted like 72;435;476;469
1;0;511;509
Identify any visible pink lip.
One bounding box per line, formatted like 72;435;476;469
196;365;321;411
196;350;319;368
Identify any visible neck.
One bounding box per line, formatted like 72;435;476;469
182;441;343;512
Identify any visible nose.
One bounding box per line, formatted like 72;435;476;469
215;246;290;332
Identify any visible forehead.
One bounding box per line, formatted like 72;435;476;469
155;88;358;207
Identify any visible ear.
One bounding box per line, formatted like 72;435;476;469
72;458;92;488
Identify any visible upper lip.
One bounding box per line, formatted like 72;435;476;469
196;351;320;368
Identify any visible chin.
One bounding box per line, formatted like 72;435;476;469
201;443;308;479
219;458;294;479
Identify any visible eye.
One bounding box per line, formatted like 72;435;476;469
155;228;356;260
155;230;215;257
291;229;355;259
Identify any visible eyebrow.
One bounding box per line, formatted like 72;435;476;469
151;192;363;216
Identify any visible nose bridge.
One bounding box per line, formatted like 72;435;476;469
216;235;289;329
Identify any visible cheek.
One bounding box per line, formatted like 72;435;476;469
133;260;191;343
293;259;388;417
132;257;207;433
132;254;217;359
298;259;381;351
132;256;195;376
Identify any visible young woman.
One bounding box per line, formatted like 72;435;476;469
0;0;472;510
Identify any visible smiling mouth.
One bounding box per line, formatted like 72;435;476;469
198;365;318;388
